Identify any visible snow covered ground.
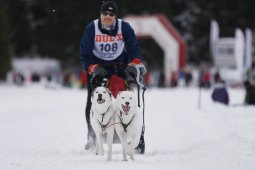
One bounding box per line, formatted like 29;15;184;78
1;84;255;170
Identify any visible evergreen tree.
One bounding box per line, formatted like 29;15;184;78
2;0;255;69
0;2;14;80
5;0;32;56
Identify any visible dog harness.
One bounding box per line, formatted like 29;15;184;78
119;111;135;133
93;106;112;132
98;116;112;132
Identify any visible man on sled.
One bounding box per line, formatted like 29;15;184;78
80;1;147;154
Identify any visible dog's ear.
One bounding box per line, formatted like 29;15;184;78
126;88;135;93
106;88;112;99
91;88;96;101
117;91;123;97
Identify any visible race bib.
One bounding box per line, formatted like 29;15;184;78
93;19;125;60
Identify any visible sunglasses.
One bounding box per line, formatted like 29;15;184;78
102;11;115;17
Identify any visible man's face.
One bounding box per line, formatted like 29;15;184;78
100;11;116;27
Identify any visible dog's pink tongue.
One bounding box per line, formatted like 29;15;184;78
122;105;130;113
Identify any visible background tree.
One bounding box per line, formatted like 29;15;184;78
0;2;14;80
1;0;255;72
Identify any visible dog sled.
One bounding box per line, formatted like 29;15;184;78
87;64;147;154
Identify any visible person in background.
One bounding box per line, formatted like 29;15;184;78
211;72;229;105
80;0;146;154
170;71;178;87
244;80;255;105
158;69;165;87
200;69;211;88
244;65;255;105
80;70;87;89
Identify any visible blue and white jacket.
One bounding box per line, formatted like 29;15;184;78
80;18;142;73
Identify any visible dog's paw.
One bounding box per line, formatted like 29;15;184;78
99;150;104;156
107;156;112;161
130;154;135;161
126;147;133;156
107;151;112;161
123;156;128;161
126;145;133;156
122;151;128;161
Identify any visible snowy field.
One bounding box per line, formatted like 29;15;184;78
1;84;255;170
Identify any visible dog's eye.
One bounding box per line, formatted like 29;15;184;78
130;97;132;99
122;97;124;99
103;91;106;93
95;91;99;93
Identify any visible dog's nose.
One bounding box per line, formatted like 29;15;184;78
125;102;129;105
98;93;102;98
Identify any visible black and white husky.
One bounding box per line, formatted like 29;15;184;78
90;87;115;161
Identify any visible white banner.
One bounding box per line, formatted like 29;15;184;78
210;20;219;64
245;28;252;70
235;28;245;81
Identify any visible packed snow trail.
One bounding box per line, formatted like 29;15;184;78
0;84;255;170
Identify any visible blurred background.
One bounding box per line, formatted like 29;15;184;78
0;0;255;89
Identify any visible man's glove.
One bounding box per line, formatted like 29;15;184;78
125;58;147;86
88;64;108;86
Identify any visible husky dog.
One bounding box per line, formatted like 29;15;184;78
90;87;115;161
115;90;142;161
